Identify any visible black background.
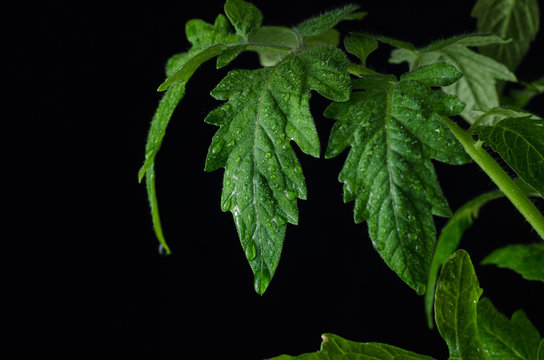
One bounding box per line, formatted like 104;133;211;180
14;0;543;359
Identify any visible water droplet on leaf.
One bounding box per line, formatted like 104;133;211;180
245;242;256;261
212;140;225;154
158;244;168;256
285;190;297;200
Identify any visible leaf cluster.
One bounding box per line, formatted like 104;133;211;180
139;0;544;357
269;250;544;360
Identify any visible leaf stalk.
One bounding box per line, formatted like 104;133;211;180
441;115;544;241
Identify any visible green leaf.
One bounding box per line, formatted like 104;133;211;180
435;250;485;360
304;29;341;49
320;334;437;360
538;340;544;360
205;46;350;294
295;5;366;37
390;34;517;124
324;63;470;294
478;297;542;360
472;106;542;127
248;26;300;67
472;0;540;72
267;334;436;360
482;243;544;282
139;82;186;252
344;33;378;66
425;178;540;328
216;45;247;68
185;14;242;48
425;189;503;328
144;165;170;255
141;11;248;251
224;0;263;39
369;33;416;51
503;77;544;108
401;61;465;87
157;45;227;92
473;117;544;196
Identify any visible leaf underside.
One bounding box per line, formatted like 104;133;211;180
390;34;517;124
324;63;470;294
472;0;540;72
205;46;350;294
482;243;544;282
473;117;544;197
139;11;246;252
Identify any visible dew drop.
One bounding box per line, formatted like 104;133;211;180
158;243;169;256
221;197;232;211
145;150;154;160
285;190;297;200
212;140;225;154
276;216;286;226
268;165;276;172
295;164;302;174
245;242;257;261
265;152;272;159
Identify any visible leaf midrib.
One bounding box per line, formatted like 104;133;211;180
253;65;277;276
384;86;410;282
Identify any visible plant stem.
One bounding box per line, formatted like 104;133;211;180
441;115;544;241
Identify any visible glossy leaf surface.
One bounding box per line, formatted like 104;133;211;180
205;46;350;294
390;34;516;123
435;250;485;360
482;243;544;282
324;63;470;294
473;117;544;196
478;297;542;360
472;0;540;71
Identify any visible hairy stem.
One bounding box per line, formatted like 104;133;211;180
441;115;544;241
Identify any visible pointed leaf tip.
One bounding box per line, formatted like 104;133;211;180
436;250;485;360
254;268;271;295
325;72;468;293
